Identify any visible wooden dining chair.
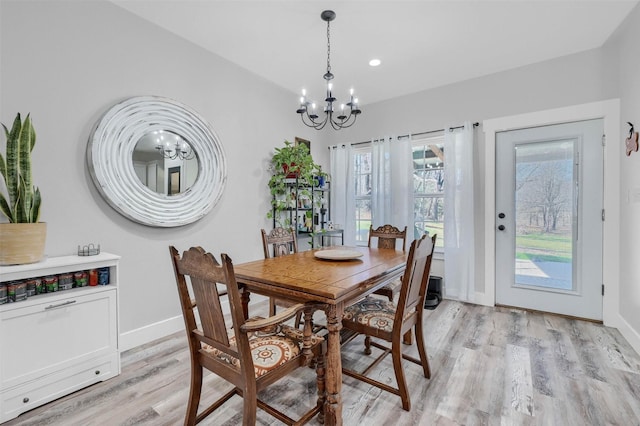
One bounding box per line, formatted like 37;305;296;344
368;224;408;302
261;227;303;328
341;234;437;411
169;246;325;426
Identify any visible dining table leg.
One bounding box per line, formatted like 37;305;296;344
323;303;344;426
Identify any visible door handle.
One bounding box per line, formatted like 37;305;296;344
498;225;506;231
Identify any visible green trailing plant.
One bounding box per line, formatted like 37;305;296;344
267;140;322;226
268;140;320;188
0;113;41;223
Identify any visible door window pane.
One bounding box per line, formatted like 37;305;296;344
514;140;575;290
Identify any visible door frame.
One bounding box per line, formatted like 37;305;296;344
482;99;620;327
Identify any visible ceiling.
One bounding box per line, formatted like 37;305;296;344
112;1;638;106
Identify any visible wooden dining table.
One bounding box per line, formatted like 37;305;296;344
233;246;407;426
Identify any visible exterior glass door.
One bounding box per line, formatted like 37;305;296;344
495;119;603;320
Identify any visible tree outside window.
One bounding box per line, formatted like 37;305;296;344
354;148;372;244
412;136;445;250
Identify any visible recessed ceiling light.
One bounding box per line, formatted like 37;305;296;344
369;59;381;67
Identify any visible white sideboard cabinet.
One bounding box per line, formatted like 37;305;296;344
0;253;121;423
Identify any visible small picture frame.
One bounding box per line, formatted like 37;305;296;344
295;137;311;152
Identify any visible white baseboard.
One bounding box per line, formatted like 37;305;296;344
473;291;493;307
119;314;185;352
441;292;493;307
119;294;269;352
615;314;640;356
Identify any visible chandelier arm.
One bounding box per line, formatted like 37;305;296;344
330;117;342;131
300;111;328;130
329;113;349;130
180;150;195;160
315;111;330;130
328;109;358;130
337;114;358;129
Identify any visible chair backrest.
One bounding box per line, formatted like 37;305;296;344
368;224;407;251
169;246;253;379
395;234;437;319
261;227;298;258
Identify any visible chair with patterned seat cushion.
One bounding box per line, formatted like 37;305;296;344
341;234;436;411
261;227;303;328
169;246;325;426
368;224;407;302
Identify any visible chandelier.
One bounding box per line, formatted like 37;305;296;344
296;10;361;130
154;130;195;161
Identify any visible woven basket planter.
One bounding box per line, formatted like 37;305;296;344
0;222;46;265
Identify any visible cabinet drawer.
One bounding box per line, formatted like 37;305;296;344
0;288;117;389
1;354;118;423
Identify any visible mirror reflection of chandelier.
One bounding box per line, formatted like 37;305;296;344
154;130;195;160
296;10;362;130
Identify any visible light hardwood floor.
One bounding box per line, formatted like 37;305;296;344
4;300;640;425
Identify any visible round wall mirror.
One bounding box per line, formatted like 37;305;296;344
88;96;227;227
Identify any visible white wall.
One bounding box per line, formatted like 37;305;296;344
1;0;302;348
603;4;640;347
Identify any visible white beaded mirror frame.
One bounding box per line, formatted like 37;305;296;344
88;96;227;227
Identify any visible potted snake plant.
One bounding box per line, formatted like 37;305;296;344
0;113;46;265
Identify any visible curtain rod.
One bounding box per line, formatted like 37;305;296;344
329;122;480;149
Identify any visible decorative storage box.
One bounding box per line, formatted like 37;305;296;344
7;281;27;302
43;275;59;293
24;278;40;297
58;273;74;291
74;271;88;287
98;267;109;285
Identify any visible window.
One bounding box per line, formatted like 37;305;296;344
354;148;372;245
412;135;445;251
349;135;446;251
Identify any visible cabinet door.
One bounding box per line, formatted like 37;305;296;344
0;288;118;389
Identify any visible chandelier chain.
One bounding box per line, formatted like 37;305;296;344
326;19;331;74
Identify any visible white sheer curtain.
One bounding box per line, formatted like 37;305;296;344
330;144;356;246
371;137;391;225
371;136;413;237
443;121;476;302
